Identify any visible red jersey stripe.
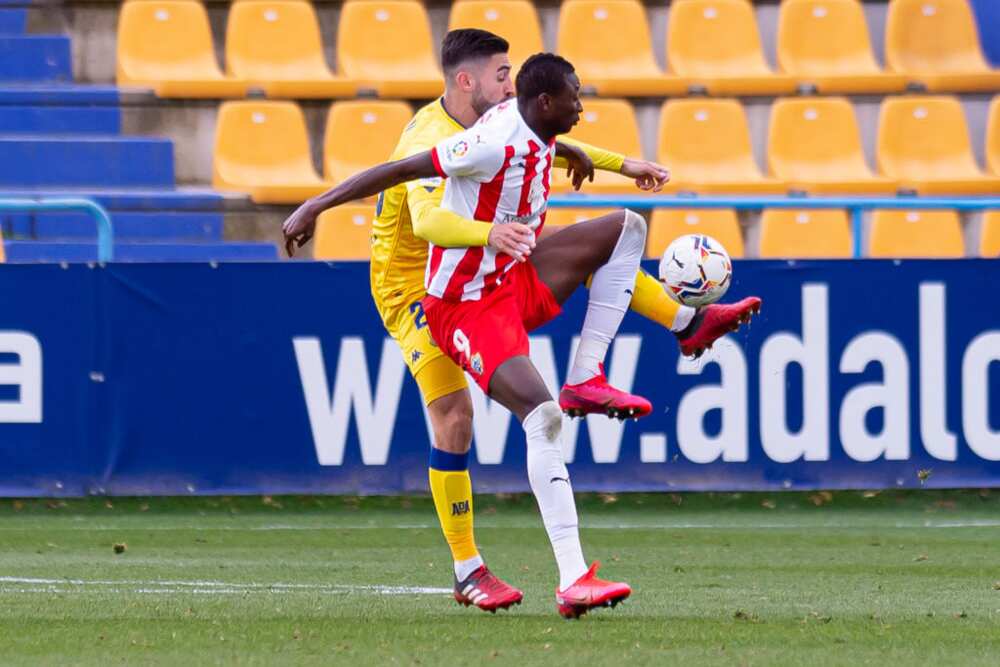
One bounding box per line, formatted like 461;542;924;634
473;145;516;222
442;247;484;301
430;147;446;178
516;140;541;217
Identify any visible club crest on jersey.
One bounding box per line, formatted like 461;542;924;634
449;140;470;159
470;352;484;375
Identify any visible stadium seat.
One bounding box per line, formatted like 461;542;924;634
980;211;1000;257
544;208;618;232
323;100;412;185
117;1;249;98
225;1;357;99
213;101;331;204
776;0;909;94
886;0;1000;92
337;0;444;99
666;0;797;96
551;99;643;193
647;209;744;259
869;210;965;257
768;97;899;194
557;0;686;97
877;96;1000;194
987;96;1000;175
314;205;375;260
758;209;852;258
449;0;542;75
657;99;788;193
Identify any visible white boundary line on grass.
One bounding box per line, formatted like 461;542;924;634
0;576;451;596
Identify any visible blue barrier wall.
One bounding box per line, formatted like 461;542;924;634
0;261;998;496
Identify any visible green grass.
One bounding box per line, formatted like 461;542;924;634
0;491;999;665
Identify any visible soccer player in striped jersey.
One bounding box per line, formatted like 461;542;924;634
285;52;761;617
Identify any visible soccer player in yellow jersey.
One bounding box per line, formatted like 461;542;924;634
285;30;741;613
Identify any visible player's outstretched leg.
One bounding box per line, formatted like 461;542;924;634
489;357;630;618
532;210;652;420
675;297;763;358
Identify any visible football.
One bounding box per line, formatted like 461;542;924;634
658;234;733;307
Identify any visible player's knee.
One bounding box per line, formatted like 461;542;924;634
622;209;647;242
436;403;473;453
534;401;563;443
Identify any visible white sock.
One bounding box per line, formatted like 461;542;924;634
566;210;647;385
671;305;697;332
523;401;588;591
454;554;484;581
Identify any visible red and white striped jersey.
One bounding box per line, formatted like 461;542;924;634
425;101;554;302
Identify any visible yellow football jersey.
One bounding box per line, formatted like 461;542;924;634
369;99;462;310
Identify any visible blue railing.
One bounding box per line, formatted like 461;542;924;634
0;197;115;262
547;195;1000;258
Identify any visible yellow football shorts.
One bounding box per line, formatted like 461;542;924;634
377;295;468;406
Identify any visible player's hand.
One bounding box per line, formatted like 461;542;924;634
557;143;595;191
488;223;535;262
621;158;670;192
282;200;320;257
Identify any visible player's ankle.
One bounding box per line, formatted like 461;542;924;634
454;554;484;581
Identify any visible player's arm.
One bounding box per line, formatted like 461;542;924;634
282;152;438;256
557;136;670;192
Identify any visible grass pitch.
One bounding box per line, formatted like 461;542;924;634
0;491;998;665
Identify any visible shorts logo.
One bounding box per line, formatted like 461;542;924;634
410;349;422;364
449;140;469;160
451;500;470;516
470;352;484;376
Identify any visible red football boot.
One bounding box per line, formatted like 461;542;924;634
559;364;652;420
454;565;523;613
676;297;762;358
556;562;631;619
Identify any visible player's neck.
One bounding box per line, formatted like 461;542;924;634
518;101;556;144
441;93;478;129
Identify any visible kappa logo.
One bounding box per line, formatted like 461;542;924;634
470;352;484;375
410;349;422;364
451;500;470;516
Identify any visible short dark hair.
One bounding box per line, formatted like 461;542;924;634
441;29;510;75
515;53;575;104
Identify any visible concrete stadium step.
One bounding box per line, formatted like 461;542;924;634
0;135;175;188
0;84;123;106
0;35;72;82
2;241;278;262
0;105;121;133
0;8;26;33
1;211;224;241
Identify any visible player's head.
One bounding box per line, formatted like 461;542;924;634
514;53;581;137
441;29;514;116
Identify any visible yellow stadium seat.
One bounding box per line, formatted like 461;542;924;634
324;101;412;186
869;210;964;258
117;1;248;98
0;240;5;263
886;0;1000;92
557;0;687;97
449;1;542;75
314;205;375;260
225;1;357;99
758;209;852;258
666;0;797;96
544;208;619;233
981;211;1000;257
877;96;1000;194
658;99;788;193
987;96;1000;176
777;0;909;94
213;101;332;204
768;97;899;194
647;209;744;259
551;99;643;193
337;0;444;99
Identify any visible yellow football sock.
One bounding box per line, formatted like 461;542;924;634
428;449;479;563
630;269;681;330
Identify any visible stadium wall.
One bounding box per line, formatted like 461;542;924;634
1;260;998;497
